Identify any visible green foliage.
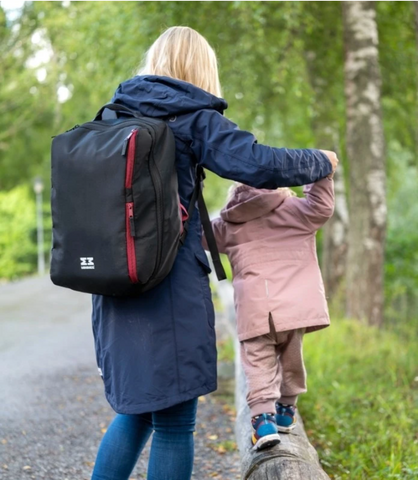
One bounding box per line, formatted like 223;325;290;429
203;171;232;214
385;166;418;325
300;319;418;479
0;185;37;279
0;5;417;471
0;3;56;189
217;337;235;363
220;254;233;282
0;1;417;320
378;1;418;161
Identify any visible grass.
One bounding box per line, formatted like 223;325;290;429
299;319;418;479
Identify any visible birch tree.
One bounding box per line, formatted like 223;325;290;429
342;2;386;326
322;168;349;303
302;2;349;304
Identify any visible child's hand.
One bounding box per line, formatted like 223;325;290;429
320;150;339;175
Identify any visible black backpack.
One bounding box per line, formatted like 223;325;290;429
50;103;226;296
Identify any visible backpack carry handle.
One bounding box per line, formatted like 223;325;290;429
94;103;140;121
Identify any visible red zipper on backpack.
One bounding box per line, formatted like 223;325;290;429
126;202;138;283
124;129;138;188
124;129;139;283
179;197;189;235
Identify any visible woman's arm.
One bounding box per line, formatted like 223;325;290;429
189;110;334;188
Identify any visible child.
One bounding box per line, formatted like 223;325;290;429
208;176;334;450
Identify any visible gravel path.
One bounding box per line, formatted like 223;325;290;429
0;369;240;480
0;277;240;480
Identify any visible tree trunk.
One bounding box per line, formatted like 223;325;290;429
342;1;386;326
310;119;349;305
322;166;349;303
308;121;348;305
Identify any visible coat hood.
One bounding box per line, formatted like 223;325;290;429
220;185;289;224
111;75;228;117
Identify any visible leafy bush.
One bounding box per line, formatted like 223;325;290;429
0;185;50;280
385;166;418;325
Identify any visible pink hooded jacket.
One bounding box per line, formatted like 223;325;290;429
210;177;334;341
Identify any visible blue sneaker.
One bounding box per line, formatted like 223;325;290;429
275;403;297;433
251;413;281;451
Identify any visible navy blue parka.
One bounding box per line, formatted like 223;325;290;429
92;76;332;414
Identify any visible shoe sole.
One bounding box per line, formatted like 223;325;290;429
277;424;296;433
252;433;281;451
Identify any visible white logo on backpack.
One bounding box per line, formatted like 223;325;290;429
80;257;95;270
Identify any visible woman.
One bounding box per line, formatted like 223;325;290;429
91;26;337;480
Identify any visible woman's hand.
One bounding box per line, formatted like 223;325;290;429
320;150;339;172
319;150;339;179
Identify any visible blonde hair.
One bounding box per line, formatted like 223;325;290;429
138;26;222;98
227;183;296;202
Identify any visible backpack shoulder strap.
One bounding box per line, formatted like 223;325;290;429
180;166;227;281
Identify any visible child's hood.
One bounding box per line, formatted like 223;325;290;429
220;185;288;224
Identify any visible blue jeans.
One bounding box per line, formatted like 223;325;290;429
91;398;198;480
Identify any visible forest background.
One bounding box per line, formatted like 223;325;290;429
0;2;417;478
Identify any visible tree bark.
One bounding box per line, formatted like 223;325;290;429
310;119;348;305
308;122;348;304
342;2;387;326
322;166;349;302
